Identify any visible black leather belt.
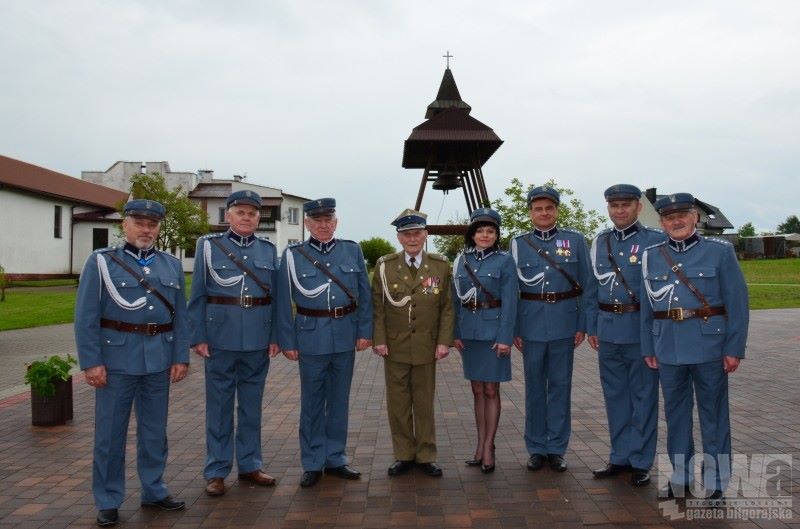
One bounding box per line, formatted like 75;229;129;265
207;295;271;308
599;302;640;314
461;299;502;310
100;318;173;336
296;302;357;319
653;306;726;321
520;288;582;303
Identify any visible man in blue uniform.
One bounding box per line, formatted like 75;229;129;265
276;198;373;488
75;199;189;527
188;190;280;497
641;193;748;500
512;186;597;472
588;184;665;487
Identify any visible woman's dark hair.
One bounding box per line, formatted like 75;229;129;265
464;220;501;249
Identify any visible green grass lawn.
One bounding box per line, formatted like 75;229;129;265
0;260;798;331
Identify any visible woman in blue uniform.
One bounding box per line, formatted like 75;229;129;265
452;208;519;473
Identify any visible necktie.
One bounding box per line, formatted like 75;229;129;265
409;256;417;278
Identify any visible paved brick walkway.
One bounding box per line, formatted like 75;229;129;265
0;310;797;528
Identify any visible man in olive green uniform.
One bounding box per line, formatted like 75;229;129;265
372;209;454;477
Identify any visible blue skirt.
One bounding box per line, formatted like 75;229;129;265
460;339;511;382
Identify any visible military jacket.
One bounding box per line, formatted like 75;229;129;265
74;246;190;375
512;227;598;341
187;233;277;351
276;239;373;355
640;236;749;365
590;223;666;344
372;251;454;365
452;250;518;345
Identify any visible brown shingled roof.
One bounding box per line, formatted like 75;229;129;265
0;155;128;209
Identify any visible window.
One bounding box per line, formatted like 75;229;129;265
287;207;300;225
218;207;227;224
54;205;62;238
259;206;279;231
92;228;108;250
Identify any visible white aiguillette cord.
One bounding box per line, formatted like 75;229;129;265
452;253;477;304
285;248;331;309
96;253;147;311
379;260;413;325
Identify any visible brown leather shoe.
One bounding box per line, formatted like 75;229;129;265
238;470;276;487
205;477;225;496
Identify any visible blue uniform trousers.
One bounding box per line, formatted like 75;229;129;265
298;351;355;471
204;348;269;479
522;338;574;455
659;361;732;491
93;370;170;509
598;341;659;469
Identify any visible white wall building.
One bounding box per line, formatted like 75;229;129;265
82;161;198;194
0;155;127;278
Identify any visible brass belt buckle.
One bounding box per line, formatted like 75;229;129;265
146;323;158;336
333;306;344;319
470;298;478;313
613;303;622;314
544;292;557;303
670;307;685;321
241;295;254;308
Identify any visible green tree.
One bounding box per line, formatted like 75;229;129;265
737;222;756;238
431;216;468;260
491;177;605;247
360;237;395;268
776;215;800;234
127;172;209;251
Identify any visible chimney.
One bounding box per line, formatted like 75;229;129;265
198;169;214;182
644;187;657;204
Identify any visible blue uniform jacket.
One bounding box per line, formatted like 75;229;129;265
187;233;278;351
452;250;519;345
640;236;749;364
590;224;666;344
75;246;190;374
276;240;373;355
512;228;598;341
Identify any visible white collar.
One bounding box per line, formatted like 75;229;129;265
404;251;423;268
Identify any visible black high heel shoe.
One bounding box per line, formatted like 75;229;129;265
465;457;482;466
481;446;496;473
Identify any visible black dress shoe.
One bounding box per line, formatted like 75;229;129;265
388;460;414;476
464;458;482;466
300;470;322;488
527;453;545;471
96;508;118;527
324;465;361;480
592;463;631;478
631;468;651;487
140;496;185;511
548;454;567;472
659;483;690;499
418;462;443;477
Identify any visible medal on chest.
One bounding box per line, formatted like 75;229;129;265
629;244;640;264
421;276;441;295
556;239;571;257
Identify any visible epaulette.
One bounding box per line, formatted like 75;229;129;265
597;227;613;235
93;246;116;254
158;250;181;262
339;239;359;246
199;233;223;241
377;253;400;265
642;226;664;233
428;253;449;262
705;236;732;246
257;236;275;246
288;240;303;248
560;227;583;235
643;240;667;251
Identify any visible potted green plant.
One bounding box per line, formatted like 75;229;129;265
24;354;77;426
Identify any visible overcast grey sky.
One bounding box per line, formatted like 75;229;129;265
2;0;798;244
